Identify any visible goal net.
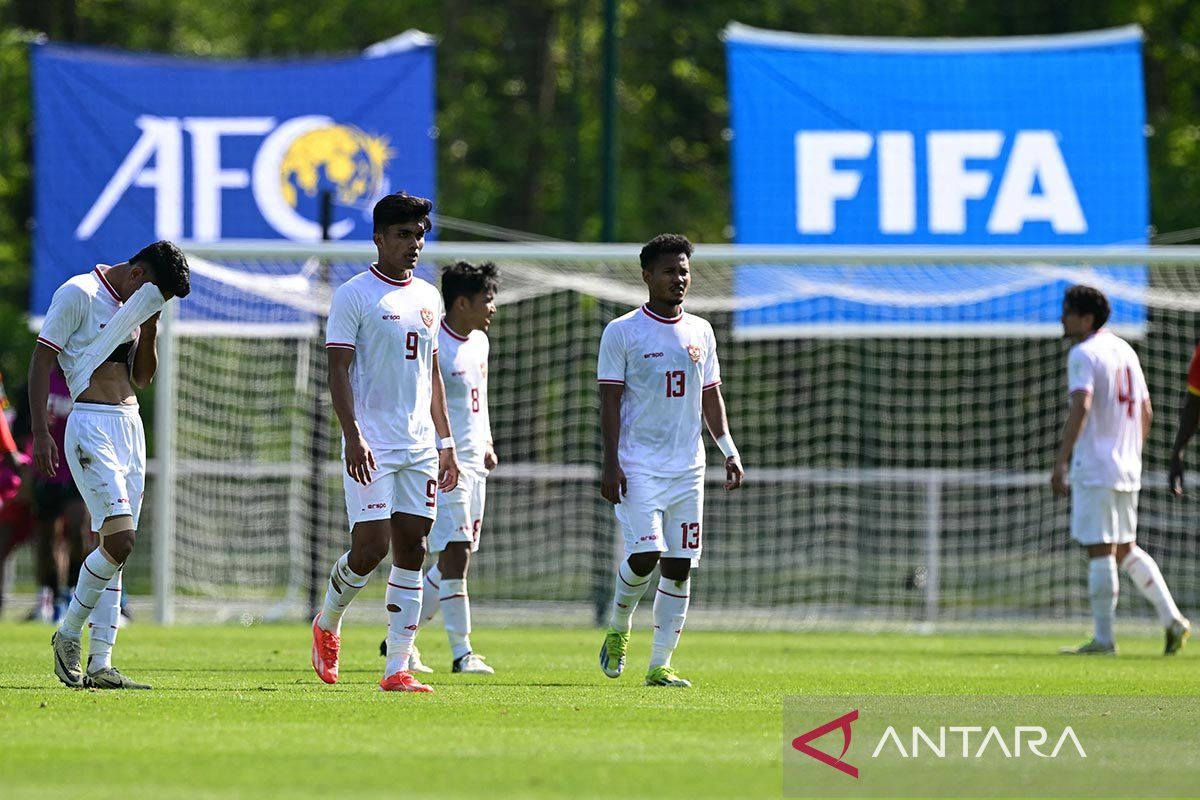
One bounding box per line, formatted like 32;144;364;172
152;242;1200;630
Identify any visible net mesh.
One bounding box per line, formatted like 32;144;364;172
158;243;1200;628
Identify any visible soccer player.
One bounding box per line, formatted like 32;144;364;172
596;234;744;687
415;260;499;674
1167;341;1200;497
311;192;460;693
37;241;190;688
1051;285;1190;656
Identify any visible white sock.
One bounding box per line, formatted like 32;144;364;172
1121;547;1184;627
423;564;442;623
60;549;118;639
650;577;690;668
318;552;370;633
384;567;423;675
609;560;652;632
87;570;122;673
440;578;472;660
1088;556;1118;646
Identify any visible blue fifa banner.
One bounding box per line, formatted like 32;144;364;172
31;38;435;319
724;24;1149;338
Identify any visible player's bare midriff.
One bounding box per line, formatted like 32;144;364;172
77;362;137;405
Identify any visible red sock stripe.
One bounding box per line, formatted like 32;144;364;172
439;593;466;601
618;572;650;590
83;561;111;581
387;581;422;591
73;593;95;610
425;576;440;589
656;588;690;600
105;587;121;591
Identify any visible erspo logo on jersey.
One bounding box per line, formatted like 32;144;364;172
76;116;394;244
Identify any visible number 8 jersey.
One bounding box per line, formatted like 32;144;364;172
597;305;721;477
1066;329;1148;491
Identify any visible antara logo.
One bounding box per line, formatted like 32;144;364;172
796;130;1086;236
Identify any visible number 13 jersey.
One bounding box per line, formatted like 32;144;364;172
597;305;721;477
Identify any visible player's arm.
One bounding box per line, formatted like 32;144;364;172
28;345;60;477
0;391;18;471
1141;397;1153;448
599;383;626;504
431;351;459;492
481;384;498;471
327;346;375;486
1169;394;1200;496
1051;391;1091;498
702;386;744;491
130;312;161;389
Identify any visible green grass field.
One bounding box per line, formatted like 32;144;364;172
0;622;1194;799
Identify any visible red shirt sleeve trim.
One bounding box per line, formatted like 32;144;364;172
325;342;356;350
1068;388;1092;396
702;380;722;390
597;379;625;385
36;337;64;353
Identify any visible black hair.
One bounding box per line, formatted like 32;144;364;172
130;240;190;298
442;261;499;309
373;192;433;234
1063;284;1111;331
639;233;694;270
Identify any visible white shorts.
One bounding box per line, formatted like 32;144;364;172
343;447;439;527
1070;486;1138;546
64;403;146;531
429;468;486;553
614;470;705;565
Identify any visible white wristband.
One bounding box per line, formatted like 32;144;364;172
438;436;456;450
715;434;739;460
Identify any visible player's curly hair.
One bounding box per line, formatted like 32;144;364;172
131;240;190;298
1064;284;1110;330
639;233;694;270
442;261;499;309
373;192;433;234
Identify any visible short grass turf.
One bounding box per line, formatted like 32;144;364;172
0;622;1194;799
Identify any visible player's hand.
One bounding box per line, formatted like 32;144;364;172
484;445;499;472
344;434;376;486
1170;452;1186;497
438;448;460;492
32;431;59;478
724;455;744;491
1050;462;1070;498
600;462;626;504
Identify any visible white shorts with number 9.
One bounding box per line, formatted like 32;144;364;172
343;447;439;528
614;469;705;565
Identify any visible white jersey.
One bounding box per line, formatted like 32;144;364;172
37;267;136;397
325;264;443;451
438;320;491;474
1066;329;1149;491
597;304;721;477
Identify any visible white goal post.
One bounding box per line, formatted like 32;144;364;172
151;241;1200;629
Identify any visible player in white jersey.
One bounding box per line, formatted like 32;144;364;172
405;261;500;674
596;234;745;687
1052;285;1190;656
37;241;190;689
311;193;460;693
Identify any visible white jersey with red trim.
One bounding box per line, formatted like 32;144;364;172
438;319;491;474
1066;329;1148;491
597;304;721;477
325;264;443;451
36;266;136;398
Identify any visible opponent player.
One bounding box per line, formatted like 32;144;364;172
1052;285;1190;655
1168;340;1200;497
416;260;499;673
311;192;459;693
597;234;744;687
38;241;190;688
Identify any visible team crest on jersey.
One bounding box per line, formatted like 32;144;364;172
421;308;435;328
687;344;702;363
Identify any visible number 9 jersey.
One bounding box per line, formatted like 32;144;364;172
597;304;721;477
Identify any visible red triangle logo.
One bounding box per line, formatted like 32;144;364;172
791;709;859;778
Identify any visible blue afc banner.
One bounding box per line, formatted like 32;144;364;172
31;38;436;320
724;24;1149;338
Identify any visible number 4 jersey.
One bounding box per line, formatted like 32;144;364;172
1066;329;1149;491
598;305;721;477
